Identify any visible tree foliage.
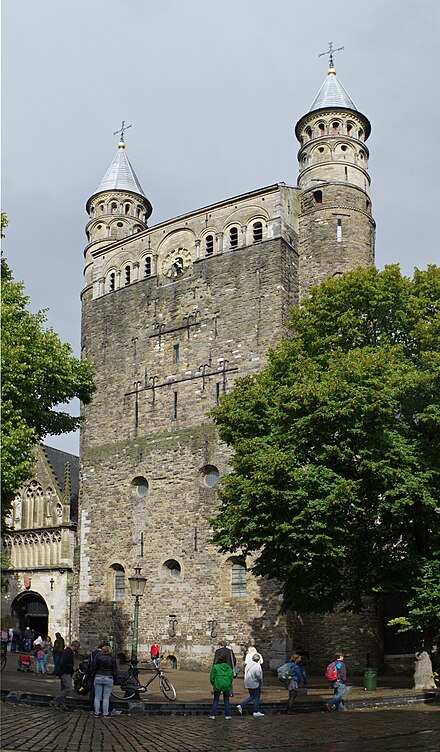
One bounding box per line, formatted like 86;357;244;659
1;256;95;524
211;265;440;643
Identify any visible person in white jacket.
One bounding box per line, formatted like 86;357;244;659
236;653;264;716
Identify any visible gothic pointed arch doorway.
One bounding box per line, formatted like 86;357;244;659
11;591;49;638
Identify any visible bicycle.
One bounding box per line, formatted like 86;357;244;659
111;661;176;702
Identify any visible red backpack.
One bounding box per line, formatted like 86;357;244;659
325;661;338;681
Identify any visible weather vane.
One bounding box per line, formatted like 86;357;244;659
113;120;132;143
318;42;344;69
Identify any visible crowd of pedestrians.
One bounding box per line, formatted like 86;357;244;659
3;624;349;717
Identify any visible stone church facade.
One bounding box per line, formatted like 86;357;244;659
2;445;79;642
76;64;385;671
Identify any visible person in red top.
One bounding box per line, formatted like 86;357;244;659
150;643;160;669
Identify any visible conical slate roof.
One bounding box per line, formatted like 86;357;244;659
94;142;146;198
309;68;357;113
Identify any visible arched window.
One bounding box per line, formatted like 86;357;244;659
358;128;364;140
229;227;238;249
346;122;353;136
205;235;214;256
137;207;142;218
332;121;340;134
318;122;325;136
111;202;118;214
111;564;125;602
163;559;181;578
108;272;116;292
253;222;263;243
99;204;105;213
124;265;131;285
231;560;246;597
124;203;131;215
144;257;152;276
305;126;312;140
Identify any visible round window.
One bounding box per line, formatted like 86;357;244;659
117;222;123;227
163;559;181;578
132;476;148;497
201;465;220;488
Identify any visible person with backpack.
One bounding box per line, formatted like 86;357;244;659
324;652;348;712
278;652;307;714
209;650;234;720
236;652;264;716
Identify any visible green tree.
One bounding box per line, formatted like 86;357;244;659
1;256;95;526
211;265;440;666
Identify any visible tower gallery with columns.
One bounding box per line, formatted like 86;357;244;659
76;61;385;670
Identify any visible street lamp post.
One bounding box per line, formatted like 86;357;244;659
128;566;147;685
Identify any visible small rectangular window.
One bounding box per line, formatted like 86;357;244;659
336;219;342;242
173;344;179;364
230;227;238;249
231;562;247;597
173;391;178;419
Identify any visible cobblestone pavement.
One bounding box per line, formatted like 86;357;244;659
1;702;439;752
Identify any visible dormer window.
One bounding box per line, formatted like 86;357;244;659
229;227;238;249
205;235;214;256
253;221;263;243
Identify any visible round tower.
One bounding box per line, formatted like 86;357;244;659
83;137;152;297
296;63;375;298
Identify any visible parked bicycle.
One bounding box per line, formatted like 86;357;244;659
111;660;176;701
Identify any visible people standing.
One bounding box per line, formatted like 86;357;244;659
35;646;46;674
52;633;65;676
284;653;307;714
92;645;118;718
49;639;80;710
150;643;160;669
213;640;237;695
209;651;234;720
43;636;52;673
324;652;348;712
236;653;264;717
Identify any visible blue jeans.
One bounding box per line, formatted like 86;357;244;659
239;686;261;713
53;652;61;675
94;675;114;716
328;682;346;710
210;690;231;717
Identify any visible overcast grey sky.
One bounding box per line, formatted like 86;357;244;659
3;0;439;454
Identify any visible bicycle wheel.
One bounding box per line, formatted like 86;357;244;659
111;682;138;701
160;675;176;701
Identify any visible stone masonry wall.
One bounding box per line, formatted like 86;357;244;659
77;235;301;668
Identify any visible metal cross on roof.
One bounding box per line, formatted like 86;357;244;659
113;120;132;142
318;42;344;68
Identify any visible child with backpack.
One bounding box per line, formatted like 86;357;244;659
324;652;348;712
277;653;307;714
35;647;46;674
209;651;234;720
